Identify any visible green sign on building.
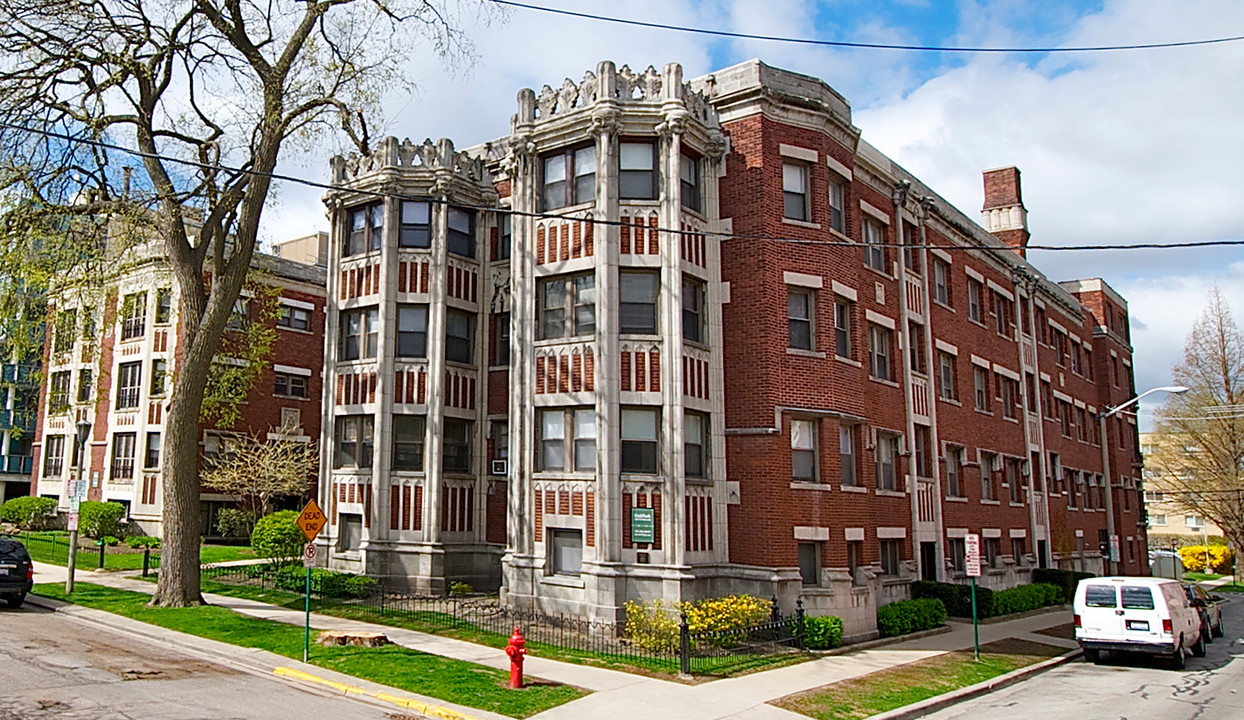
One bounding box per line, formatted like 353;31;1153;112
631;507;655;544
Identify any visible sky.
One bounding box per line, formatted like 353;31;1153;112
262;0;1244;428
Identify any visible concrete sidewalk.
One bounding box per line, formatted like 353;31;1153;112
31;561;1078;720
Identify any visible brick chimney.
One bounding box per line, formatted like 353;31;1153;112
981;166;1030;258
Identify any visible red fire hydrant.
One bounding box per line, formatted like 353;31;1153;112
505;626;527;688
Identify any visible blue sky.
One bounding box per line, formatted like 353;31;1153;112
263;0;1244;427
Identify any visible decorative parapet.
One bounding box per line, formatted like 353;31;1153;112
514;61;717;126
330;136;487;186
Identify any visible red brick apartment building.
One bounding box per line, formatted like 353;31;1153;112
29;234;327;537
310;59;1143;639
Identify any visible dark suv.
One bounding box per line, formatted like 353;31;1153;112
0;537;34;608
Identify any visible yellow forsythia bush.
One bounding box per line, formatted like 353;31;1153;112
1179;545;1234;573
624;594;771;651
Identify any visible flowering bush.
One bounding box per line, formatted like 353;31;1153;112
623;594;772;651
1180;545;1234;574
624;599;681;652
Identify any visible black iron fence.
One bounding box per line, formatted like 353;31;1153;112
197;562;807;675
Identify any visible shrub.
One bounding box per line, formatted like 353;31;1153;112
993;583;1062;616
1032;568;1091;605
274;565;375;598
1180;545;1234;574
78;501;127;539
250;510;303;562
449;581;475;596
1;496;57;530
216;508;257;538
877;598;946;637
912;580;994;618
803;615;844;650
682;594;771;635
343;575;378;599
98;535;121;547
624;599;681;652
125;535;161;549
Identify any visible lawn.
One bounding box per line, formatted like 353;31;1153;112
772;638;1066;720
18;533;254;570
1184;572;1225;582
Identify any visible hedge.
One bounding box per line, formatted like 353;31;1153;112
250;510;304;562
804;615;844;650
78;501;127;539
912;580;993;618
274;565;377;598
1;496;57;530
877;598;946;637
1032;568;1093;605
992;583;1062;616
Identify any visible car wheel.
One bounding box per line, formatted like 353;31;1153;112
1083;648;1101;664
1192;631;1207;658
1202;622;1214;644
4;594;23;609
1171;638;1187;670
1213;620;1224;639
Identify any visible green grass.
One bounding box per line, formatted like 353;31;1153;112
33;583;584;718
1184;572;1226;582
772;639;1065;720
17;533;254;570
1209;581;1244;593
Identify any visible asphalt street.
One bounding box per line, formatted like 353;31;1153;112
0;603;399;720
921;591;1244;720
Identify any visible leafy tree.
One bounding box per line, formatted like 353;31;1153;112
201;422;318;518
251;510;304;563
0;0;480;606
1148;289;1244;564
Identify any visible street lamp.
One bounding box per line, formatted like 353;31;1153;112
1099;385;1188;575
66;418;91;593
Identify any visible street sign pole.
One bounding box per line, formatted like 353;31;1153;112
971;577;979;662
295;500;327;665
304;562;311;663
965;533;982;662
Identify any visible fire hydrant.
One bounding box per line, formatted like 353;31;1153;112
505;626;527;688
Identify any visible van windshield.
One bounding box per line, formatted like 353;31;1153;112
1121;586;1155;610
1084;584;1117;608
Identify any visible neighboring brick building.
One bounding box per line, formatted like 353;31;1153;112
29;234;327;536
318;59;1143;638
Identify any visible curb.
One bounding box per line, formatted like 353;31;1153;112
866;647;1083;720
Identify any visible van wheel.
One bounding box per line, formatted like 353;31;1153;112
4;594;23;609
1171;638;1187;670
1192;632;1207;658
1083;649;1100;664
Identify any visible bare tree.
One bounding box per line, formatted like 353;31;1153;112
1149;288;1244;558
0;0;480;605
201;422;318;519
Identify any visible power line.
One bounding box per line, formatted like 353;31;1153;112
489;0;1244;54
5;120;1244;255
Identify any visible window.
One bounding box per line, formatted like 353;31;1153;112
1084;584;1117;608
876;432;899;490
828;177;846;233
117;362;141;409
498;213;512;260
839;424;858;486
907;320;925;374
684;411;707;478
277;304;312;331
682;278;705;344
791;418;817;482
847;541;864;584
944;446;963;497
966;278;982;323
1000;375;1018;420
880;540;902;576
121;291;146;340
49;371;70;412
346;203;383;256
443;418;472;473
798;542;821;586
447;207;475;258
1186;515;1204;528
539;408;596;472
334;416;374;469
621;408;659;474
383;304;427;359
902;223;921;275
274;371;307;398
445;309;474;364
973;367;990;411
338;514;362;551
913;426;931;478
1150;514;1167;526
619;141;657;200
392;415;426;471
43;435;64;477
994;292;1014;337
619;272;658;335
539;274;595;339
226;297;250;331
788;289;813;350
150;359;168;396
863;219;886;272
155;288;172;324
550;529;583;576
144;432;161;470
834;298;852;359
868;324;892;381
492;420;509;463
399;200;431;248
984;538;1001;568
542;145;596;210
76;369;92;404
932;259;951;306
1006;457;1024;503
54;309;76;353
493;312;511;366
782;162;809;221
111;433;136;480
981;452;997;500
947;538;966;572
1121;586;1155;610
680;152;702;212
937;352;957;401
339;307;378;361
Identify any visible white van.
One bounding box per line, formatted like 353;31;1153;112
1074;576;1205;668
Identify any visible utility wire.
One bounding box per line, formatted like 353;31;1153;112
489;0;1244;54
5;120;1244;254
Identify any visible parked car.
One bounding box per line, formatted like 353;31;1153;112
1183;583;1225;642
1074;576;1205;668
0;537;33;608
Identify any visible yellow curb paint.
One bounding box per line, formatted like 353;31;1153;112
272;666;486;720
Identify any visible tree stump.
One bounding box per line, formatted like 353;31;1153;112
315;630;391;647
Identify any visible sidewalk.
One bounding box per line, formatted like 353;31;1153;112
30;561;1078;720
